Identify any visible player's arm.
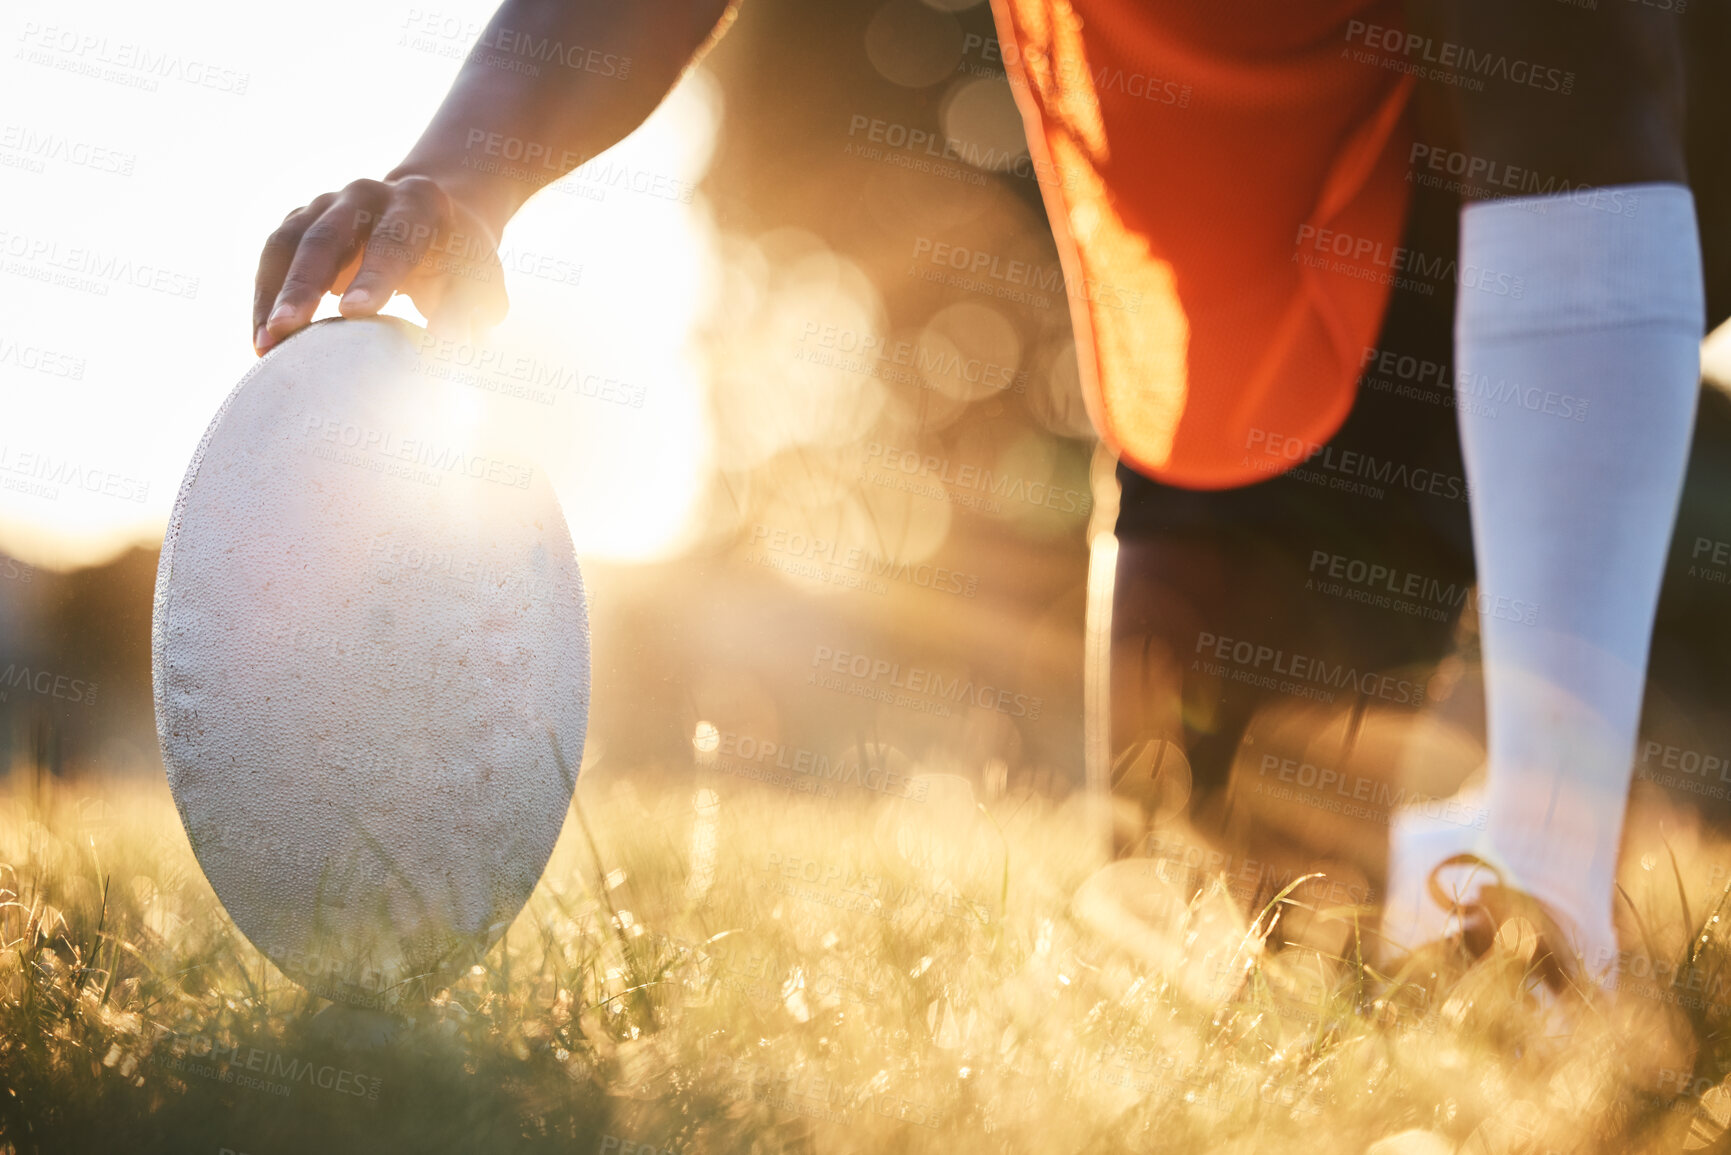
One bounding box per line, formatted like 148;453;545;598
252;0;738;354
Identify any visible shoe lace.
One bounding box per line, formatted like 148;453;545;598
1424;852;1586;994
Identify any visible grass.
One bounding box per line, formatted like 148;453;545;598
4;762;1731;1154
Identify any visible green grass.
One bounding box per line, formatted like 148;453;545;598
4;765;1731;1155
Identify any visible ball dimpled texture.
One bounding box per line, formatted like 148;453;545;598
152;317;590;1007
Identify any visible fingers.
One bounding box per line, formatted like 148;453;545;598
259;180;390;352
253;194;334;353
337;176;449;320
408;197;509;348
421;261;509;349
252;176;513;357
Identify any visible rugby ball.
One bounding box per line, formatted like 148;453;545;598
152;317;589;1007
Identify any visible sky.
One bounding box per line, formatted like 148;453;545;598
7;0;1731;574
0;0;725;570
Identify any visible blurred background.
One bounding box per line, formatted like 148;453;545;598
17;6;1731;1150
0;0;1094;803
13;0;1731;882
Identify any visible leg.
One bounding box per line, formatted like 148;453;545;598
1392;0;1702;977
1107;169;1472;860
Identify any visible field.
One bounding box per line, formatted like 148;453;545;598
5;762;1731;1155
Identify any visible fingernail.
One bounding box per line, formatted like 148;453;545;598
342;288;372;310
268;303;295;328
254;326;270;352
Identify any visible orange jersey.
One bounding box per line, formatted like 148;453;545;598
989;0;1416;489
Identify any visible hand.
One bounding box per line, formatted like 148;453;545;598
252;174;508;355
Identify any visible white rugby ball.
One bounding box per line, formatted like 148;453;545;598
152;317;589;1008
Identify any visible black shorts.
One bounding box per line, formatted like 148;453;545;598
1110;4;1731;811
1110;177;1473;801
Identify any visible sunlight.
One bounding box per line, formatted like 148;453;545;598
0;0;725;569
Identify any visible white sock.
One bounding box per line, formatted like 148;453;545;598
1452;184;1703;967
